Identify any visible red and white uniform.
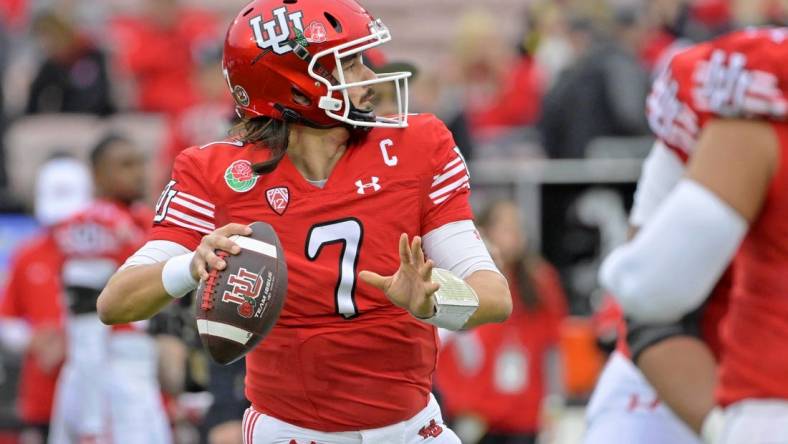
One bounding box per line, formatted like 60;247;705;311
48;200;171;444
641;28;788;441
584;144;703;444
0;232;64;427
584;28;787;443
647;27;788;405
151;114;470;437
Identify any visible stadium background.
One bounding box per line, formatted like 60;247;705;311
0;0;785;443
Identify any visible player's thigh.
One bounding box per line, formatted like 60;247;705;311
584;411;701;444
720;400;788;444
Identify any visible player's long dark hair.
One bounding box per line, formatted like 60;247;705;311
231;116;290;175
231;115;367;175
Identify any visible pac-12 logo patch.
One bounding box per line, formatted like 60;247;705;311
266;187;290;215
225;160;259;193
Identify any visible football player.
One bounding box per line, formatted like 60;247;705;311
601;28;788;442
97;1;512;443
585;139;727;444
0;154;91;443
48;135;171;444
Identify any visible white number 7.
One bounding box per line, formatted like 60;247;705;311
306;218;364;318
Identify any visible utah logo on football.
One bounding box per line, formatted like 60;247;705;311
222;268;264;318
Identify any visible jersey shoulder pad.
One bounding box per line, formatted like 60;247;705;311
691;29;788;119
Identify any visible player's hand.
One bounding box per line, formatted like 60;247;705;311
191;223;252;280
359;233;439;319
28;326;65;373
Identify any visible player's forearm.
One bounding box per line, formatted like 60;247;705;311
636;336;717;434
97;263;173;324
463;270;512;328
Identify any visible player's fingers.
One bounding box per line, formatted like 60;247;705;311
197;243;226;272
359;270;389;290
398;233;412;265
425;282;440;296
191;253;208;281
412;236;425;265
194;255;208;280
217;223;252;237
209;235;242;255
207;251;227;271
420;259;434;281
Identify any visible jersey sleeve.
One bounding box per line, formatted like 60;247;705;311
645;50;698;162
421;117;474;234
149;149;217;250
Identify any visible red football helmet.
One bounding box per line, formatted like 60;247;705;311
223;0;411;128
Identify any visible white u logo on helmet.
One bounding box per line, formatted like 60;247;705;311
249;7;304;55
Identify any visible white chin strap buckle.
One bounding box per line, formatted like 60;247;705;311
319;96;342;112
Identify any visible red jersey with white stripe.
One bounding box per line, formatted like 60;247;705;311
53;199;150;330
150;113;473;431
646;28;788;405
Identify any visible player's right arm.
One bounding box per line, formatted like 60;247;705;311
97;225;250;324
98;150;249;324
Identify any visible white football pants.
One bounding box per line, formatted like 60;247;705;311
584;351;701;444
719;400;788;444
242;394;460;444
48;316;170;444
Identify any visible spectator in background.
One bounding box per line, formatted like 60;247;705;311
540;7;651;159
159;45;234;186
436;200;567;444
451;9;544;144
25;11;114;116
109;0;220;115
0;154;92;444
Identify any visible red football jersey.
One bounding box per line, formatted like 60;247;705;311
150;114;474;431
436;260;566;434
0;232;64;424
646;28;788;405
53;199;151;331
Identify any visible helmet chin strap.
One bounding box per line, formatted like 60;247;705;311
274;103;375;132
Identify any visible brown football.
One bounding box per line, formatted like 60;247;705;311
194;221;288;365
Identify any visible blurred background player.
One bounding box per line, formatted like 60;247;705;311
602;28;788;442
436;200;567;444
583;138;719;444
48;135;172;444
0;154;91;443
